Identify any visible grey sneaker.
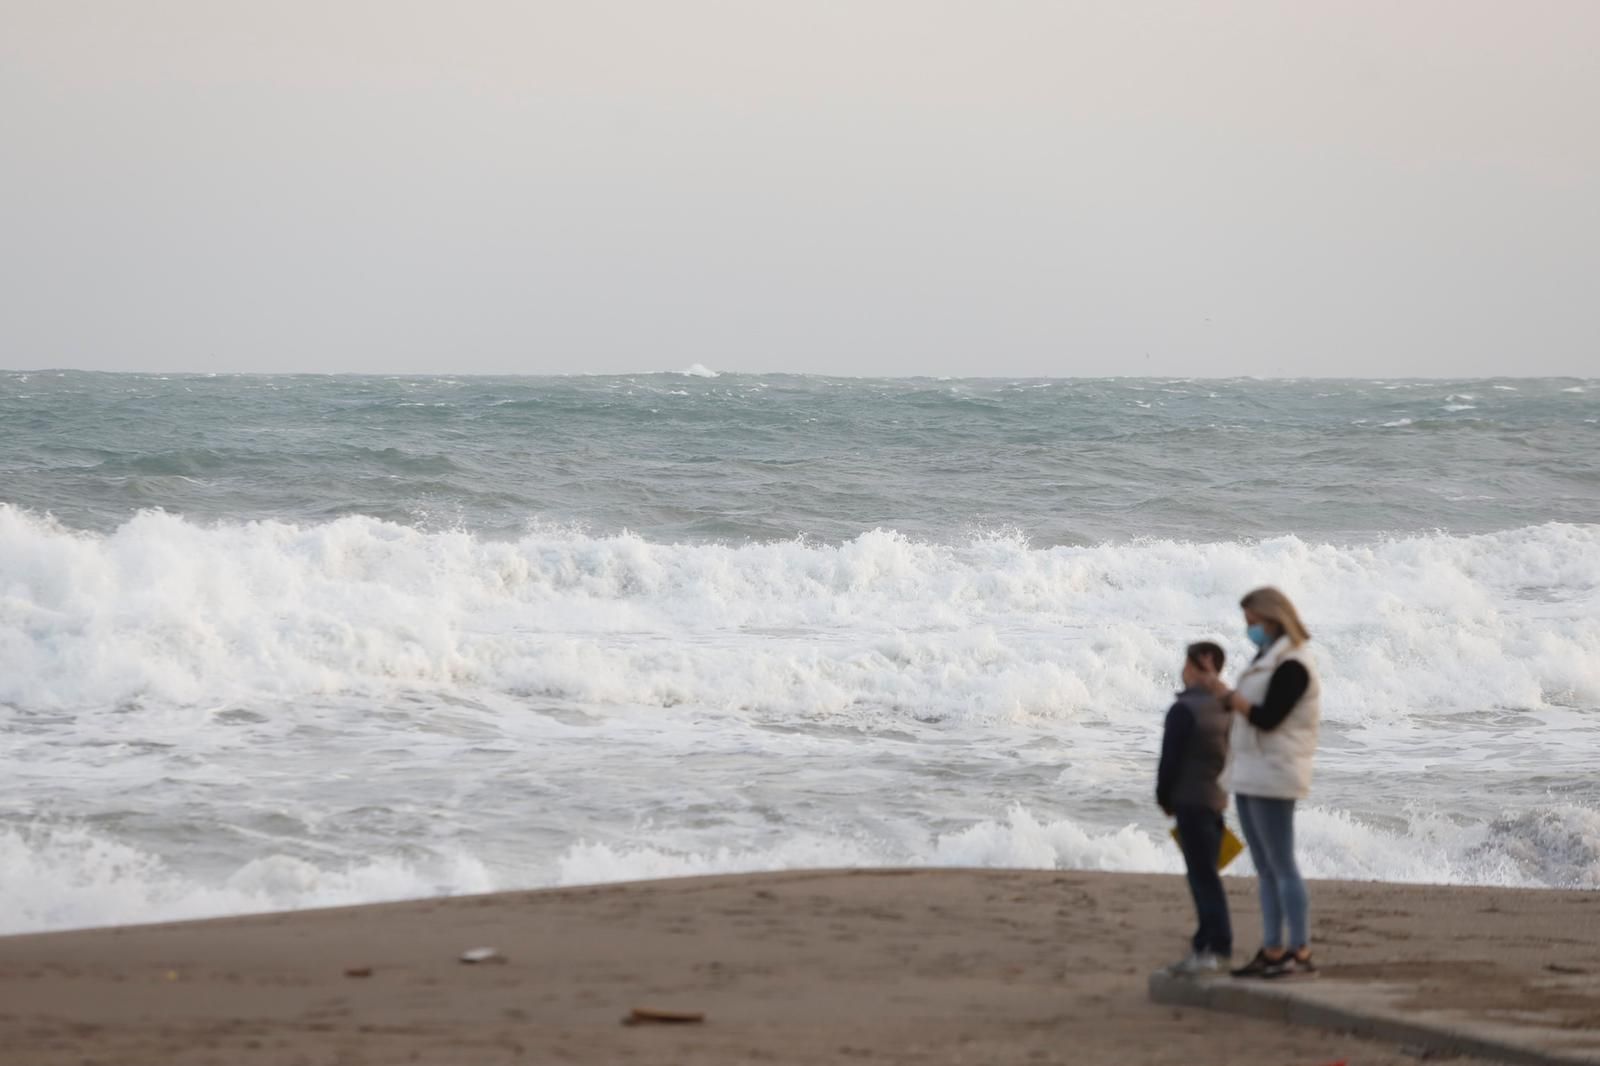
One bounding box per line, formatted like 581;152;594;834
1162;952;1222;977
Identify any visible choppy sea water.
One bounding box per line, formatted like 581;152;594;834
2;370;1598;933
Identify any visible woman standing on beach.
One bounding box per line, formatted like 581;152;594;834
1219;587;1321;979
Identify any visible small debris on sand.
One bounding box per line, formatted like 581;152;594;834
623;1007;705;1026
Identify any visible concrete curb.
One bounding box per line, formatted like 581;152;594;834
1149;972;1600;1066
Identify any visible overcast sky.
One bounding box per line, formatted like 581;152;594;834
2;1;1595;377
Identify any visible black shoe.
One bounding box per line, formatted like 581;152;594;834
1263;950;1317;979
1229;949;1277;978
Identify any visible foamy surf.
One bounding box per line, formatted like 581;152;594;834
1;504;1597;933
4;800;1598;935
3;507;1597;716
2;373;1595;934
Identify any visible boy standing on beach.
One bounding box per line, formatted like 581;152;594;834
1157;641;1233;975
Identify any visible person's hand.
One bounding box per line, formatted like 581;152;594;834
1226;691;1251;714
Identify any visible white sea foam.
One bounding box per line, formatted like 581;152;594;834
5;800;1596;934
3;506;1597;932
2;506;1597;720
553;804;1600;891
679;363;720;378
0;822;497;934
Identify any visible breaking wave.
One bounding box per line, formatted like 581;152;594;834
3;506;1597;721
5;801;1597;935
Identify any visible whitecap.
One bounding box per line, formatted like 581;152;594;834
5;507;1600;932
0;822;496;935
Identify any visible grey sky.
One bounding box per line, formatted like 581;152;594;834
2;1;1596;377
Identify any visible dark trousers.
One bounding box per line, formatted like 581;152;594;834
1174;804;1233;957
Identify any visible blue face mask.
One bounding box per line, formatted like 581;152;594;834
1246;623;1272;649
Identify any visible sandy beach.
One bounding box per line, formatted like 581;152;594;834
1;869;1596;1065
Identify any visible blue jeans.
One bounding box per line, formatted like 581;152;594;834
1174;805;1233;957
1235;794;1309;950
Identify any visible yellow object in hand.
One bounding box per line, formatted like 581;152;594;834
1170;824;1245;871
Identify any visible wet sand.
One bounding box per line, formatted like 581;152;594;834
2;869;1596;1065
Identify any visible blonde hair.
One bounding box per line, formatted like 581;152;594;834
1240;586;1311;646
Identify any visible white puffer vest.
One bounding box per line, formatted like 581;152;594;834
1222;637;1321;800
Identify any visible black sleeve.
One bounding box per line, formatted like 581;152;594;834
1246;661;1310;732
1156;703;1192;811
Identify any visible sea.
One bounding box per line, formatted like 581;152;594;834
2;369;1598;934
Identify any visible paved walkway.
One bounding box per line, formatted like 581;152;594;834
1150;970;1600;1066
